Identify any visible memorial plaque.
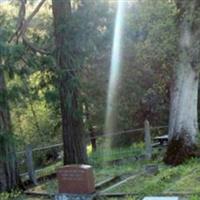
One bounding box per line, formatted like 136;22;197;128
143;197;179;200
57;165;95;194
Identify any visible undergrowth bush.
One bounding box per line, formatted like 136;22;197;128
0;190;21;200
189;195;200;200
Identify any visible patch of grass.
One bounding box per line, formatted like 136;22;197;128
28;179;57;194
27;160;146;194
95;162;139;184
88;143;145;166
189;195;200;200
109;158;200;198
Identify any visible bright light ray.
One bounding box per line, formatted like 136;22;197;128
104;1;126;147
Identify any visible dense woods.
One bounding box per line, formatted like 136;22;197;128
0;0;200;195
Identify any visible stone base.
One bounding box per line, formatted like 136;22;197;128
54;193;95;200
143;197;179;200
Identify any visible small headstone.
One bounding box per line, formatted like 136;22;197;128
144;120;152;160
143;197;179;200
57;165;95;194
145;164;159;175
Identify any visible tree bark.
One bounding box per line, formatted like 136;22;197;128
52;0;87;164
89;127;97;152
0;69;21;191
164;0;200;165
168;64;198;143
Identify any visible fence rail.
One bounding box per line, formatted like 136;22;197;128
17;143;63;155
16;122;168;185
17;124;168;155
90;125;168;140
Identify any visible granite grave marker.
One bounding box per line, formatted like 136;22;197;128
57;165;95;194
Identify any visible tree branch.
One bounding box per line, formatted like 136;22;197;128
8;0;26;43
9;0;46;43
9;0;53;55
22;36;52;55
18;0;46;39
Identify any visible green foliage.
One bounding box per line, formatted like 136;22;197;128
189;195;200;200
12;100;61;148
0;190;21;200
81;0;178;146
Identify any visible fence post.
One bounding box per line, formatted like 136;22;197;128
144;120;152;160
25;144;37;185
89;126;97;152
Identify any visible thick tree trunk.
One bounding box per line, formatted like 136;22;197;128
168;64;198;143
52;0;87;164
164;0;200;165
0;69;21;191
164;63;199;165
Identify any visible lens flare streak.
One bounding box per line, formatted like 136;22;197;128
105;1;126;135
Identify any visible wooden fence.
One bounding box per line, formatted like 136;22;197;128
16;120;168;185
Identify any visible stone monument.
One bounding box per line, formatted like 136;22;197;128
55;164;95;200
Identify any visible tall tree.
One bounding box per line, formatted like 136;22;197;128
164;0;200;165
0;69;21;191
52;0;87;164
0;5;22;191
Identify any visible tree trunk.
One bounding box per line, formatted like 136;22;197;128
0;69;21;191
168;64;198;143
89;127;97;152
164;63;199;165
52;0;87;164
164;0;200;165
